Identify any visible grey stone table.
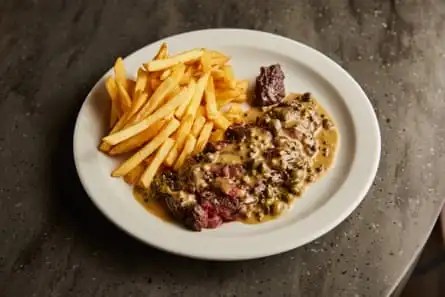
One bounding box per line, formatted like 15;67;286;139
1;1;444;296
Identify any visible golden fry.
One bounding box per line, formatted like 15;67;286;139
233;93;247;102
143;63;185;116
208;50;230;66
109;120;166;155
209;129;225;142
154;43;168;60
200;50;212;73
123;163;146;185
236;79;249;91
174;135;196;170
127;79;136;95
212;112;231;130
185;72;210;118
146;49;203;72
216;89;241;100
222;65;236;88
193;122;214;155
103;87;189;145
134;68;149;98
117;82;132;112
174;79;196;119
140;138;175;188
164;115;194;166
150;78;161;91
127;64;185;126
105;77;121;127
114;57;128;91
111;118;180;177
191;115;206;137
166;85;181;101
160;69;171;80
179;66;193;85
204;76;218;119
110;103;119;129
105;76;119;102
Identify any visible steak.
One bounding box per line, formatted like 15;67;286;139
254;64;286;106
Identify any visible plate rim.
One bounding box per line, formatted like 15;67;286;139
73;28;381;260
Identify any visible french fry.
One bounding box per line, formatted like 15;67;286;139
143;63;185;116
128;92;149;120
174;135;196;170
150;78;161;91
198;105;206;116
216;89;241;100
210;129;225;142
117;82;132;112
236;80;249;92
185;72;210;118
204;76;218;119
210;55;230;66
146;49;203;72
212;112;231;130
208;50;230;66
105;76;119;102
103;86;189;145
105;77;121;128
174;79;196;119
193;122;213;155
233;93;248;102
200;50;212;73
191;115;206;136
123;163;146;185
224;112;244;123
109;120;167;155
160;69;171;81
127;64;185;126
166;85;181;101
111;118;180;177
154;43;168;60
110;103;119;129
127;79;136;95
134;68;149;98
211;68;225;80
222;65;236;88
139;138;175;188
114;57;128;91
179;66;193;85
164;115;194;166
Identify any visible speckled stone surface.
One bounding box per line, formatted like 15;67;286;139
1;0;445;296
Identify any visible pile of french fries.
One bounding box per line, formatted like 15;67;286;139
99;43;249;189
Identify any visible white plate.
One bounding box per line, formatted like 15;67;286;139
73;29;381;260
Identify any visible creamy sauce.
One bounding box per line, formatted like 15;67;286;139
134;188;174;222
134;93;338;225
